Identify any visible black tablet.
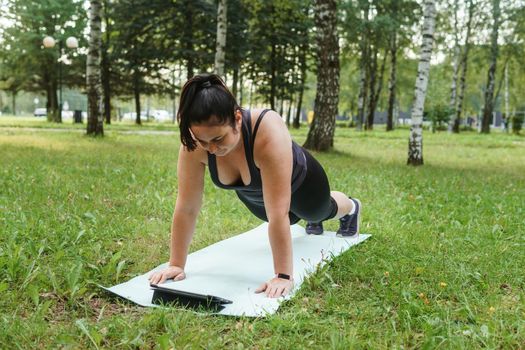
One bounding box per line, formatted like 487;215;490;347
150;284;232;311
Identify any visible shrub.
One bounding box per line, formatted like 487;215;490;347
511;114;523;134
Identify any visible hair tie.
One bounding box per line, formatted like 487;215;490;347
201;81;212;88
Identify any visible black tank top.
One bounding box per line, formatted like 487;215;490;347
207;109;307;204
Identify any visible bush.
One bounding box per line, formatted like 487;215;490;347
425;104;452;132
511;114;523;134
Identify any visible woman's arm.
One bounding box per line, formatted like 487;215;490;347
149;146;205;284
253;111;295;298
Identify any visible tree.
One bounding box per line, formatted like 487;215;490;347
214;0;227;77
303;0;339;151
383;0;419;131
101;0;112;124
86;0;103;136
0;0;86;122
453;0;475;133
447;0;460;133
407;0;437;166
481;0;501;133
245;0;311;111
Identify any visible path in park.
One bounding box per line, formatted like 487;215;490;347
0;127;177;136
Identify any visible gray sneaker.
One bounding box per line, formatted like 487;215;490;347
336;198;361;237
306;222;324;235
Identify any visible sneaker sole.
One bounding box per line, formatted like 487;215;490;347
336;198;361;238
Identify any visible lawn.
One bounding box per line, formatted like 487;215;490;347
0;125;524;349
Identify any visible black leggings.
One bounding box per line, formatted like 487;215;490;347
237;149;338;224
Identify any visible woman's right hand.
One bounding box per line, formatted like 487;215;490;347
148;265;186;285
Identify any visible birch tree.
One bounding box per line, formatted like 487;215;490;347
453;0;475;133
304;0;339;151
214;0;227;77
86;0;104;136
407;0;437;166
448;0;460;132
481;0;501;134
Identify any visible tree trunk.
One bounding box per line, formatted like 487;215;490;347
448;0;460;132
293;85;304;129
386;31;397;131
86;0;104;136
239;71;244;106
481;0;501;134
134;72;141;125
214;0;227;77
286;98;293;127
232;67;239;101
270;43;276;110
46;78;59;122
184;2;194;79
293;37;308;129
366;49;387;131
365;47;377;130
504;61;509;132
101;0;111;124
11;91;16;116
454;0;474;133
356;4;369;132
304;0;339;151
407;0;436;166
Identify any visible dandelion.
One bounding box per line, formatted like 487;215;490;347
439;282;447;288
488;306;496;313
384;271;390;277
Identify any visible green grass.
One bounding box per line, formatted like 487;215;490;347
0;125;524;349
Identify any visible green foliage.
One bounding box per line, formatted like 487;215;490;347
0;127;524;348
511;113;523;134
0;0;87;120
244;0;313;109
425;104;452;131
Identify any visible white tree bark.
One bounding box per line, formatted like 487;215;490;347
407;0;437;166
454;0;474;133
303;0;339;151
481;0;501;133
214;0;227;77
448;0;460;132
86;0;103;136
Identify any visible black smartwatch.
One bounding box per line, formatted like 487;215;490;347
277;273;291;280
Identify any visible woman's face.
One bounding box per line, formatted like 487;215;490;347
190;110;242;156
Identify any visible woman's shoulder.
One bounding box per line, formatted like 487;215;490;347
251;108;291;160
179;144;209;166
248;108;283;131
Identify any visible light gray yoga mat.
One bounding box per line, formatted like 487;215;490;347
102;223;370;317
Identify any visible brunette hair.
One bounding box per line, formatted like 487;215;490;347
177;73;240;151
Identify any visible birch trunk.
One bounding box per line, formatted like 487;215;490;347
454;0;474;133
214;0;227;77
386;31;397;131
448;0;460;132
303;0;339;151
481;0;501;134
356;4;369;131
407;0;437;166
86;0;104;136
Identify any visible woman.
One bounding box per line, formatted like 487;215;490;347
148;74;361;298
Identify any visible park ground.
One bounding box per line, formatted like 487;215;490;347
0;117;524;349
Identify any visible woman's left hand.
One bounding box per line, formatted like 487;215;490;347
255;276;294;298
